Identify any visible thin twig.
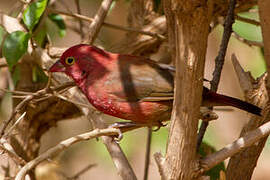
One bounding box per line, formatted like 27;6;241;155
0;89;34;95
235;15;260;26
49;9;165;40
143;128;152;180
232;31;264;47
54;94;90;108
68;163;97;180
84;0;114;44
197;0;236;151
74;0;84;39
4;112;26;137
0;96;32;138
196;122;209;151
0;62;8;68
0;139;26;166
87;112;137;180
0;82;75;137
198;112;270;174
211;0;236;91
15;128;121;180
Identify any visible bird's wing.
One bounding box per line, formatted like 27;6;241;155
107;55;175;102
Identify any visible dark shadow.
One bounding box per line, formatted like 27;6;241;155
117;54;174;121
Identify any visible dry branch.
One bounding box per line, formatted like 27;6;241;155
15;128;121;180
225;55;267;179
85;0;114;44
48;9;165;40
198;0;236;152
199;113;270;174
79;1;137;179
157;1;212;179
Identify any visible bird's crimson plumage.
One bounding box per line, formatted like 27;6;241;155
49;44;261;125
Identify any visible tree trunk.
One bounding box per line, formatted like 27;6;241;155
159;1;213;179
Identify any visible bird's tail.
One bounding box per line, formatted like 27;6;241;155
203;88;262;116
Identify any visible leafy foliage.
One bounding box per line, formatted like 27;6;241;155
233;12;262;42
23;0;48;31
48;14;66;37
32;64;48;83
2;31;30;69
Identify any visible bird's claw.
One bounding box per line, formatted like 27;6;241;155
152;121;167;132
113;128;123;143
108;122;125;142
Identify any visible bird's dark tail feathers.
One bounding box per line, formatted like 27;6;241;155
203;88;262;116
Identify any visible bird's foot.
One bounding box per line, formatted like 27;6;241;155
200;107;219;121
109;122;146;141
152;121;167;132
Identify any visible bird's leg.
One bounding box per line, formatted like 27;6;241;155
152;121;167;132
109;122;147;141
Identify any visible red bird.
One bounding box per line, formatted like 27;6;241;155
49;44;261;127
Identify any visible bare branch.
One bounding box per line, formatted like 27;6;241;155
160;1;212;179
235;15;260;26
0;81;75;137
0;138;26;166
199;113;270;174
74;0;85;40
87;112;137;180
198;0;236;151
49;10;165;40
232;32;264;47
15;128;121;180
68;163;97;180
84;0;114;44
143;128;152;180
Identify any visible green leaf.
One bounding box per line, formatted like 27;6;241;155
48;14;66;37
2;31;30;69
233;12;262;42
23;0;48;31
12;66;20;86
33;27;47;47
32;65;48;83
0;26;6;45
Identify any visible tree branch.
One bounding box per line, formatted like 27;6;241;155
199;112;270;174
225;55;267;180
15;128;121;180
197;0;236;151
84;0;114;44
158;1;212;179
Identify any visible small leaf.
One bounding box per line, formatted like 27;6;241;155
2;31;30;69
32;65;48;83
48;13;66;37
0;26;6;45
33;27;47;47
23;0;48;31
233;12;262;42
12;66;20;86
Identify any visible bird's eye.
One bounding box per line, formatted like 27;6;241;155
65;57;75;65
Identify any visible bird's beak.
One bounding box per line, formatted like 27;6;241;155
49;60;66;72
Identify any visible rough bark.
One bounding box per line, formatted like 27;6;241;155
159;1;212;179
226;1;270;179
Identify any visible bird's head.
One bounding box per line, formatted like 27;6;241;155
49;44;110;83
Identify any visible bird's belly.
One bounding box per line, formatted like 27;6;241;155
92;100;172;124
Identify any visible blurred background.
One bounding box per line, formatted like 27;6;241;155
0;0;268;179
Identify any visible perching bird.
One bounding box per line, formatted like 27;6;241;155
49;44;261;128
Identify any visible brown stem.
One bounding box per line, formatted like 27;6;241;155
197;0;236;151
84;0;114;44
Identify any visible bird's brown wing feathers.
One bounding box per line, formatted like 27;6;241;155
107;55;175;102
